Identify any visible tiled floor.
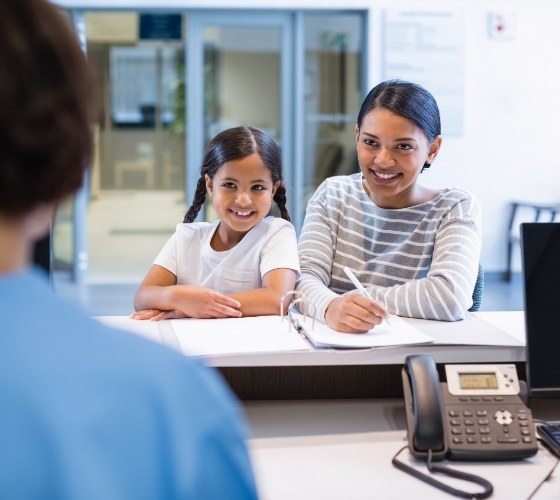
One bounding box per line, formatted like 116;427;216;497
54;271;525;316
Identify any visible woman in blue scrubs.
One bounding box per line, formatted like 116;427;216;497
0;1;256;498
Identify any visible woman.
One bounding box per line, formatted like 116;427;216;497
0;1;256;497
297;80;481;332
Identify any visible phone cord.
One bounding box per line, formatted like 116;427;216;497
392;447;494;499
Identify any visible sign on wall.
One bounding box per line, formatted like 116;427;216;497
139;14;182;41
382;10;464;137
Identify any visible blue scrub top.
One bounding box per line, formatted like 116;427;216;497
0;269;257;499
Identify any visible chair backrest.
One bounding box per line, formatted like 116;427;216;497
33;229;53;287
468;264;484;312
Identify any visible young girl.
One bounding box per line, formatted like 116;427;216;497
133;126;300;320
297;80;482;333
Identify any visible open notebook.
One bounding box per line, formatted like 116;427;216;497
289;312;432;349
170;316;310;356
169;313;432;356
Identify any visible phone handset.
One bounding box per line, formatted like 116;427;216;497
403;354;446;457
396;355;493;499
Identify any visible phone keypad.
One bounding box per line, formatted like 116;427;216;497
439;383;538;460
445;405;535;448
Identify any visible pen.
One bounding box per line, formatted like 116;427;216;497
343;266;391;325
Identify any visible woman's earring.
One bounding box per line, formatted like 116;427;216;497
421;161;431;173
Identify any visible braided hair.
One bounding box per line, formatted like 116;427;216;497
184;126;291;223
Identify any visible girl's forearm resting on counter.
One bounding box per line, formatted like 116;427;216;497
229;268;297;316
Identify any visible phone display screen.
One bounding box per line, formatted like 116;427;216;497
458;372;498;390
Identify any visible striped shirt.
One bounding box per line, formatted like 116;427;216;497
296;173;482;322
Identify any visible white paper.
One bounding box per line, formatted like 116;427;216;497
170;316;311;357
95;316;162;344
383;9;464;137
294;314;433;349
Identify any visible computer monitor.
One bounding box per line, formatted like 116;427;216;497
520;222;560;398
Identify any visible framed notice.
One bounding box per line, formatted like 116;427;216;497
382;10;464;137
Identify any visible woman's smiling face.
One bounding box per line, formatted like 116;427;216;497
356;107;442;209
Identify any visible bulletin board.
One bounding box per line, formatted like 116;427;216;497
382;9;465;137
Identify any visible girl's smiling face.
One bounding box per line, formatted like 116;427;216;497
206;153;278;247
356;108;442;209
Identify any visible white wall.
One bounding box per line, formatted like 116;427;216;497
365;0;560;273
57;0;560;273
413;1;560;273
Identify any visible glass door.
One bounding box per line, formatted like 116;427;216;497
294;12;366;229
59;8;365;283
67;11;187;282
186;12;293;220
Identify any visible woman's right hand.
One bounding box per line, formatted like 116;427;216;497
172;285;242;319
324;293;387;333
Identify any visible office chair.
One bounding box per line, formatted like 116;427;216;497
468;264;484;312
33;231;53;286
505;201;560;281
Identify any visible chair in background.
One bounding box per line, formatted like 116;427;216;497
113;141;156;189
161;150;183;189
33;230;53;287
468;264;484;312
314;142;344;186
113;159;155;189
505;201;560;281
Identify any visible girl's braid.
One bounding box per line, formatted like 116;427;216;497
183;177;207;223
273;183;291;222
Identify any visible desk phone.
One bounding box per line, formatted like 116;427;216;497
402;355;538;461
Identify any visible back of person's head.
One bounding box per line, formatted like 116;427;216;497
0;0;95;217
184;126;290;223
357;80;441;143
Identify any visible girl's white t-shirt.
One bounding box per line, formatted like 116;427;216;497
154;216;300;294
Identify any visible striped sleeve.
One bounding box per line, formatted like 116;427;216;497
368;197;482;321
296;182;340;321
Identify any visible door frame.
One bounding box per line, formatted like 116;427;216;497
70;9;89;283
186;11;294;220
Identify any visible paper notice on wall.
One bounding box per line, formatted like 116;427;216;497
382;10;464;137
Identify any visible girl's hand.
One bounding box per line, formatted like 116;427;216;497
130;309;163;321
324;293;387;333
173;285;242;319
131;309;188;321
